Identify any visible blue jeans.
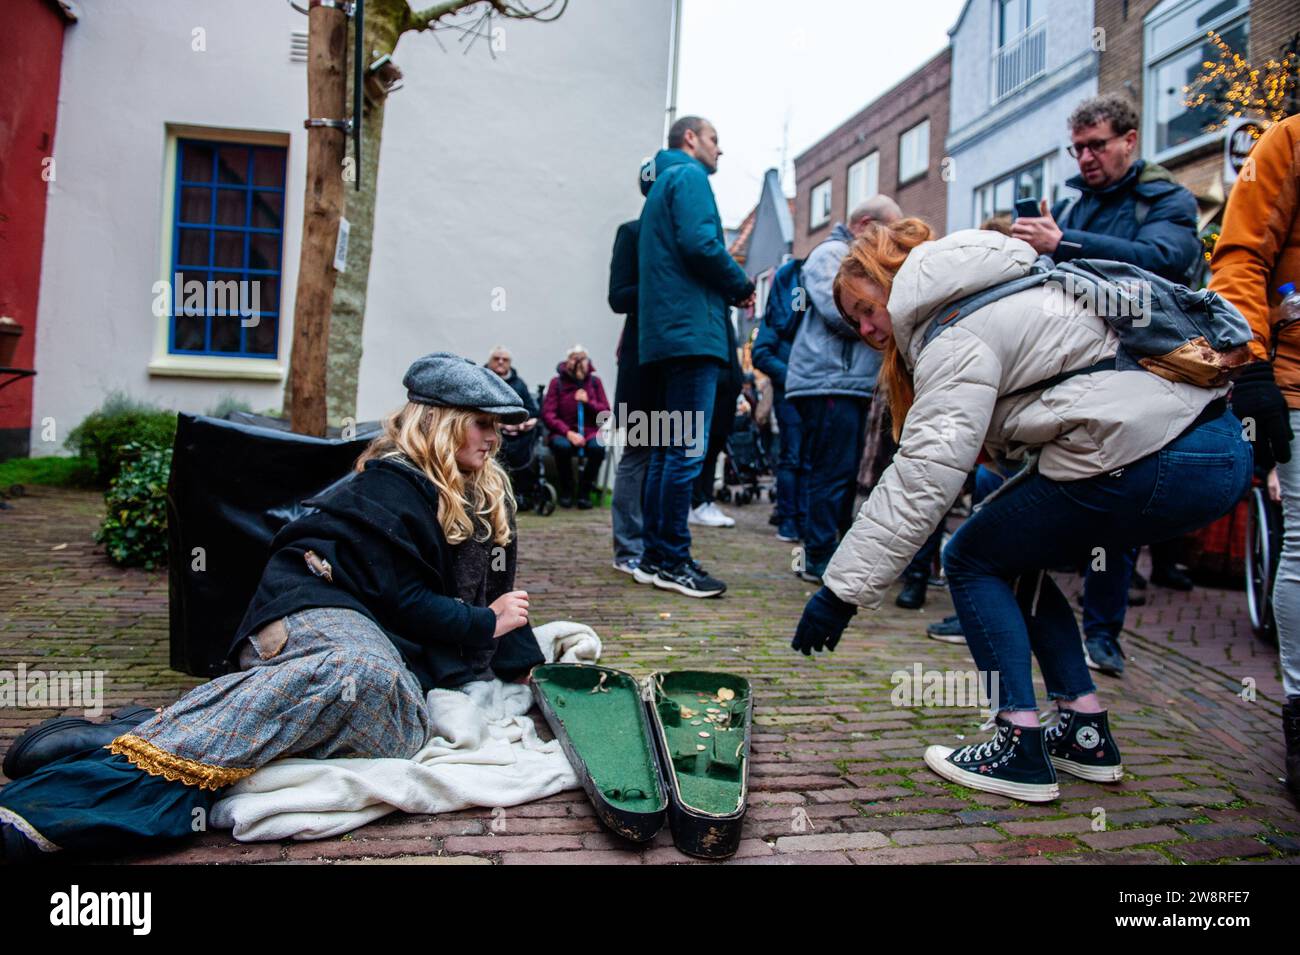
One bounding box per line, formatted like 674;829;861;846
941;409;1252;713
1082;547;1138;642
611;444;651;561
641;357;719;569
796;395;870;572
772;385;804;535
903;524;944;579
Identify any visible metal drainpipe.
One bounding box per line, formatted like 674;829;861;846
664;0;683;141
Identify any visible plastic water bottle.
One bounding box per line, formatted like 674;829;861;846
1281;282;1300;323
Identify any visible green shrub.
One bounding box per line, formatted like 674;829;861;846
0;456;96;489
96;443;172;570
66;392;177;486
207;393;254;418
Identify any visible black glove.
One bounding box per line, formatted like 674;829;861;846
1230;362;1293;471
791;586;857;656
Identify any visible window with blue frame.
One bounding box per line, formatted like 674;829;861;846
170;138;287;357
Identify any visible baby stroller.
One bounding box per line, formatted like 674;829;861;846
718;408;775;506
501;419;557;516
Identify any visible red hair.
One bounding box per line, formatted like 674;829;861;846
832;217;934;440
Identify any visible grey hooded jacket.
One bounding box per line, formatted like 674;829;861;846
784;223;882;400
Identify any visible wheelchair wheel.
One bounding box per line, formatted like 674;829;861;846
537;482;557;517
718;487;733;503
1245;484;1280;646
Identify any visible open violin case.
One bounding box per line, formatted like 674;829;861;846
530;663;752;859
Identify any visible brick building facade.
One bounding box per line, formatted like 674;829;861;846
792;49;950;257
1094;0;1298;202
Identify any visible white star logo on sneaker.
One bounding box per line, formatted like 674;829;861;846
1075;726;1100;749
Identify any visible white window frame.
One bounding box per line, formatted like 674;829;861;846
996;0;1046;48
809;179;832;229
753;269;772;318
991;0;1048;103
971;153;1057;226
149;124;291;381
846;151;880;212
1142;0;1251;166
898;120;930;184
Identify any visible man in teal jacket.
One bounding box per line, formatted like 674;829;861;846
634;116;754;598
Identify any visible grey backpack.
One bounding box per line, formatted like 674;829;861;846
920;256;1254;399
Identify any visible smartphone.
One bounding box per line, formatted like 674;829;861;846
1014;197;1042;220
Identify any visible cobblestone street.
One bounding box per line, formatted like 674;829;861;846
2;486;1298;864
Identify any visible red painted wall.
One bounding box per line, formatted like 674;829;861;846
0;0;70;458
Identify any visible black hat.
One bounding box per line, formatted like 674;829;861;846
403;352;528;424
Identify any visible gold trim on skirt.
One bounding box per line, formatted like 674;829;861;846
107;734;256;791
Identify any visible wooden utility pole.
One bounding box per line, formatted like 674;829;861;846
287;2;350;437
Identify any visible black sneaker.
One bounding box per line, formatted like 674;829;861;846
926;614;966;644
1044;708;1124;782
1151;566;1194;591
895;572;928;610
632;559;662;585
1083;634;1125;676
924;716;1059;802
653;559;727;598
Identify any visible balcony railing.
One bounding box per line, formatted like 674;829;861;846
994;20;1047;101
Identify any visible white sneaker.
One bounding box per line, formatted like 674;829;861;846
688;501;735;528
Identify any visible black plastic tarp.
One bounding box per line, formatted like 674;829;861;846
167;413;380;677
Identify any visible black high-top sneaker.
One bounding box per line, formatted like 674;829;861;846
924;716;1059;802
1044;708;1124;782
1283;698;1300;807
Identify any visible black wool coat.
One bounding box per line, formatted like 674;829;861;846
231;456;544;693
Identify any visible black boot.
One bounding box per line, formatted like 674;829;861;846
2;705;159;780
1284;698;1300;807
1151;565;1194;591
895;572;928;610
1044;707;1124;782
924;716;1059;802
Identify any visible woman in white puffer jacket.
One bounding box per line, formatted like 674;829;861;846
790;219;1251;802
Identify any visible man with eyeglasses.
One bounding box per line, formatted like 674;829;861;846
1011;93;1200;285
1009;93;1202;678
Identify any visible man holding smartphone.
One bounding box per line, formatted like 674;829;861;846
1007;93;1202;677
1010;93;1200;284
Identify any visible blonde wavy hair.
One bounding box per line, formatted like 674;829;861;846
354;402;515;546
832;217;935;441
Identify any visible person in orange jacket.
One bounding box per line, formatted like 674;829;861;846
1209;113;1300;806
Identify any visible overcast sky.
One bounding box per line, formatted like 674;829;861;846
675;0;968;226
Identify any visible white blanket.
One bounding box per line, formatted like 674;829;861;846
209;620;600;842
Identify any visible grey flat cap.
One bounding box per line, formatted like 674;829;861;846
403;351;529;423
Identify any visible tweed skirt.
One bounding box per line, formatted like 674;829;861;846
109;607;431;790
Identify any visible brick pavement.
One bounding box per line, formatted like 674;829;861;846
1;486;1297;864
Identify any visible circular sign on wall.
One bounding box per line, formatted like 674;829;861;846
1225;119;1266;185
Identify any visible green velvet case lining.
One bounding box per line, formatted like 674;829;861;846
653;671;749;816
531;665;665;812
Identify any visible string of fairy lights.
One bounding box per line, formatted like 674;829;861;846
1183;29;1299;138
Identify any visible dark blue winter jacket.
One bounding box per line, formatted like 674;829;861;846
1050;159;1200;284
751;256;805;388
636;149;754;366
